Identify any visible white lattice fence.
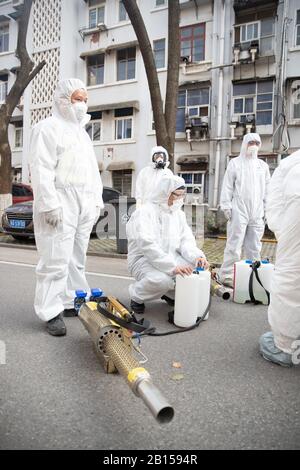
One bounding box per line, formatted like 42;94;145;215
30;0;62;126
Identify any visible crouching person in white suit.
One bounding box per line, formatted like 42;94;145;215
126;174;209;314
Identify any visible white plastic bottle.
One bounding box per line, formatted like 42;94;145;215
174;267;211;328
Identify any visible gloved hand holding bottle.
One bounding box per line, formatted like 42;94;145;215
223;209;232;221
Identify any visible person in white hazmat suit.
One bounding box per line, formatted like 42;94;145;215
259;149;300;367
126;174;209;313
218;133;270;287
135;146;173;206
29;78;104;336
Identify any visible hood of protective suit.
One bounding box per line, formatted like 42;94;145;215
150;146;170;168
150;174;185;205
52;78;90;127
239;133;261;160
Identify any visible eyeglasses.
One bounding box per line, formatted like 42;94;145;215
248;141;260;146
171;191;186;200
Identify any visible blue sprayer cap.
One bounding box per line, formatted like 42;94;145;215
90;288;103;298
75;290;87;298
261;259;270;264
195;267;204;272
245;259;253;264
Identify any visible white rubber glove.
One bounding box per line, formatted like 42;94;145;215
94;206;101;225
223;209;232;221
44;208;63;228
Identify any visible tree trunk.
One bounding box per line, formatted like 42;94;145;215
165;0;180;171
122;0;169;147
0;0;45;226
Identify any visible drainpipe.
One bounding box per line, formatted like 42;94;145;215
212;0;225;209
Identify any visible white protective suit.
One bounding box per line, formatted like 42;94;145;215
29;78;104;322
135;146;173;206
218;133;270;283
127;174;206;303
266;149;300;354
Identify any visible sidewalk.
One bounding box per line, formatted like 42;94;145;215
0;233;277;266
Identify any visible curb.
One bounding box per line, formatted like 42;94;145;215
0;241;127;259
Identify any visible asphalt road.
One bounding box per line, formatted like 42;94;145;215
0;247;299;450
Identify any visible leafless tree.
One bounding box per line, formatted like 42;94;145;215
123;0;180;170
0;0;45;217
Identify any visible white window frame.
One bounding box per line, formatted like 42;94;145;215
14;127;23;149
87;53;105;86
178;171;205;195
232;81;273;126
290;79;300;121
0;23;9;53
114;116;133;141
119;1;128;22
176;87;210;133
116;47;136;81
296;10;300;47
88;2;105;29
87;119;102;142
0;80;7;102
240;21;260;43
153;38;166;69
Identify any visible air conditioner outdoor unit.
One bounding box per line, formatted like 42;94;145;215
97;22;107;31
239;50;251;61
245;114;255;123
231;115;239;124
181;55;191;64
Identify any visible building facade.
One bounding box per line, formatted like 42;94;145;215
0;0;300;227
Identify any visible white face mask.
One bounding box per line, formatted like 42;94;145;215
170;199;184;212
246;145;258;159
72;102;88;122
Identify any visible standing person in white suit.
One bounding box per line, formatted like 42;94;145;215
218;133;270;287
29;78;104;336
135;146;173;207
259;150;300;367
127;174;209;314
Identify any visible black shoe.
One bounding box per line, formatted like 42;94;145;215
130;299;145;314
63;308;78;317
46;313;67;336
161;295;175;307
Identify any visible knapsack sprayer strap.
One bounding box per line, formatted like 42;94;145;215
248;261;270;305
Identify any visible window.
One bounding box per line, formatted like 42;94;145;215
119;1;128;22
176;87;210;132
112;170;132;197
291;80;300;119
87;54;104;86
233;81;273;125
296;10;300;46
156;0;166;5
154;39;165;69
89;1;105;28
117;47;136;81
178;172;204;194
0;23;9;53
235;18;275;55
180;23;205;62
114;108;133;140
240;22;259;42
15;126;23;148
87;121;101;141
0;75;8;102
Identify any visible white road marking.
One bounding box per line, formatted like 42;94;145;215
0;260;133;280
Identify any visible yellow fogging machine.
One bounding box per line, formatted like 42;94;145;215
75;289;174;424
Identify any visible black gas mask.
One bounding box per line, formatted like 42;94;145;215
152;152;167;169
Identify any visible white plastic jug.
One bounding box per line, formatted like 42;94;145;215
233;259;274;305
174;267;211;328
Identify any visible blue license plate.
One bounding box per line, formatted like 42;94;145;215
9;219;26;229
